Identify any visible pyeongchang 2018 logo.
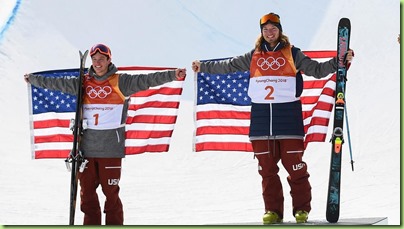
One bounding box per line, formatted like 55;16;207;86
257;57;286;71
86;86;112;99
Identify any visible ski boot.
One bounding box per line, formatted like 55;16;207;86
295;210;308;223
263;211;283;224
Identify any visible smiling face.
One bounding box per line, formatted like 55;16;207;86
261;23;280;47
91;52;111;76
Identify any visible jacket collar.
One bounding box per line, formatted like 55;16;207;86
88;63;118;80
261;40;285;52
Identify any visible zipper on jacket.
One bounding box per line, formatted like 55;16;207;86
115;130;120;143
269;103;273;136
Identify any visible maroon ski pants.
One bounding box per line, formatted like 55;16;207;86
78;158;124;225
252;139;312;219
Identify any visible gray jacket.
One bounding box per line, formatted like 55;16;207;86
28;63;177;158
200;46;337;78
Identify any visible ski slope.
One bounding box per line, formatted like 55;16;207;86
0;0;400;225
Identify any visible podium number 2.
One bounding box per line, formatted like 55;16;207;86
265;86;275;100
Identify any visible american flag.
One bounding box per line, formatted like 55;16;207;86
194;50;337;152
29;66;184;159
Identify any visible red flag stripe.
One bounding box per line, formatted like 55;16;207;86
303;74;336;89
303;133;328;149
303;117;331;132
129;101;180;110
34;150;71;159
196;126;250;135
34;134;74;143
125;144;170;155
132;87;183;97
302;101;334;118
196;110;251;120
126;130;173;139
302;50;337;58
300;89;335;103
305;133;327;141
126;115;177;124
33;119;70;129
195;142;253;152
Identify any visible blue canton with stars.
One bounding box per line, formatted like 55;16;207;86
31;69;83;114
197;71;252;106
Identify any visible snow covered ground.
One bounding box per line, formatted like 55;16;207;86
0;0;400;226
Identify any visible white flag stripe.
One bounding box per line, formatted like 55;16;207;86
34;142;72;151
127;108;179;116
125;123;175;131
195;134;251;143
301;57;332;63
33;127;72;136
308;109;332;118
303;110;332;125
118;71;183;89
301;95;334;110
32;112;74;121
305;125;329;135
301;83;335;96
302;75;332;80
130;94;181;104
125;137;172;146
196;119;250;128
137;80;183;90
196;104;251;112
302;103;332;112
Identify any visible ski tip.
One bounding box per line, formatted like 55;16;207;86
79;50;89;58
339;17;351;26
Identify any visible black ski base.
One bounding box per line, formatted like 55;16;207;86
68;50;89;225
325;17;351;223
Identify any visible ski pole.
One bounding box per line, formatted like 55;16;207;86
340;81;354;171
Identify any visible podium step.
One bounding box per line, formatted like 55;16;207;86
212;217;388;225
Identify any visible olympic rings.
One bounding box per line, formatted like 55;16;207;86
256;57;286;71
86;86;112;99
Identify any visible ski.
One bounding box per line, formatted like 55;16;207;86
326;18;351;223
66;50;89;225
